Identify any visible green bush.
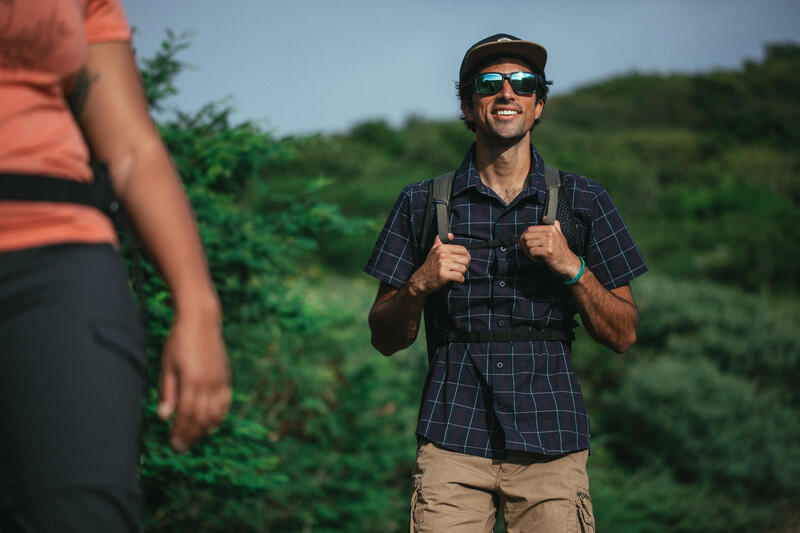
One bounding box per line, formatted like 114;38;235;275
633;276;800;405
131;35;800;532
590;456;775;533
601;356;800;532
134;34;420;531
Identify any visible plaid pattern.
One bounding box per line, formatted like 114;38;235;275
364;145;648;458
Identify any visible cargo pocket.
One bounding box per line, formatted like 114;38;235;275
92;319;146;377
410;473;424;532
568;487;595;533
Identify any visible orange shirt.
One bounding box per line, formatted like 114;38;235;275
0;0;131;251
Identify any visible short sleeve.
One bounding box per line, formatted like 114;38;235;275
584;186;648;289
85;0;131;43
363;183;427;288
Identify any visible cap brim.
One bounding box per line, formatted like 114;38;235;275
462;40;547;79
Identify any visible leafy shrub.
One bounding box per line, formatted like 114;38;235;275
633;275;800;404
601;356;800;532
131;34;800;532
134;34;419;532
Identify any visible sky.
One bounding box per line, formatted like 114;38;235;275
123;0;800;138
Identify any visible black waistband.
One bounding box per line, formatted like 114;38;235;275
0;170;119;219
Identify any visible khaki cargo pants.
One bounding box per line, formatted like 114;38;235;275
410;442;595;533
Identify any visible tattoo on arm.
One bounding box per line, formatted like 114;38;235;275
67;67;98;118
1;0;16;34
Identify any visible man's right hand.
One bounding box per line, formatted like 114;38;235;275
407;234;471;297
368;234;470;355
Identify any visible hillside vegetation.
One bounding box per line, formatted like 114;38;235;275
133;37;800;532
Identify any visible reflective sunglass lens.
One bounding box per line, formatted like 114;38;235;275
474;72;538;95
475;73;503;95
510;72;537;94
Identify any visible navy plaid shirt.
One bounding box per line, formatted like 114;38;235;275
364;145;647;458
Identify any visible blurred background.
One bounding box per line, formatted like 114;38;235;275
122;1;800;531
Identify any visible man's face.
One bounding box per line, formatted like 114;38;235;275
461;58;544;145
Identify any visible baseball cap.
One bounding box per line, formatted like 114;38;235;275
459;33;548;84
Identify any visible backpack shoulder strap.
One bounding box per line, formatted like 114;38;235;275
432;171;455;244
543;165;560;226
420;171;456;257
543;165;586;257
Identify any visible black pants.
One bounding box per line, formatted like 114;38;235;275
0;243;144;532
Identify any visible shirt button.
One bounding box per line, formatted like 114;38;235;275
500;246;507;252
498;320;505;326
498;280;506;287
497;362;504;369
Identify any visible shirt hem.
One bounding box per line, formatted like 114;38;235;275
417;431;590;460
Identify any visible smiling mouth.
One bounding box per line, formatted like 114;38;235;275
493;109;520;117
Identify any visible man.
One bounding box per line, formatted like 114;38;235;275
364;34;647;532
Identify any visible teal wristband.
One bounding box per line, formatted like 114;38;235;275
564;256;585;285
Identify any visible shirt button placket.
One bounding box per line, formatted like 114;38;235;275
491;223;512;415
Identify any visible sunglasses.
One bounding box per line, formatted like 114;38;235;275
473;71;540;96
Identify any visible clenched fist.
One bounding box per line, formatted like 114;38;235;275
519;218;582;281
407;233;471;296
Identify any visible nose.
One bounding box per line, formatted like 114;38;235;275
499;78;516;100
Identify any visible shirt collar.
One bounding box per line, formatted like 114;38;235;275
452;143;548;205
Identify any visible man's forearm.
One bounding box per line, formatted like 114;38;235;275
368;283;427;356
570;269;638;353
368;236;470;356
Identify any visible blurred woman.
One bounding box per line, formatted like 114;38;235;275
0;1;231;530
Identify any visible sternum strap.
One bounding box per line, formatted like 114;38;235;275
464;236;518;250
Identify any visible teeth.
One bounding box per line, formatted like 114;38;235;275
496;110;518;115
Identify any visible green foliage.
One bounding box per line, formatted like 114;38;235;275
590;456;776;533
539;45;800;293
244;276;426;533
613;356;799;490
581;275;800;532
601;356;799;532
633;276;800;404
134;33;414;531
548;42;800;149
133;34;800;532
271;42;800;293
137;29;192;112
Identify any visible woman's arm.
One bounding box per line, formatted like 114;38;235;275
72;41;231;452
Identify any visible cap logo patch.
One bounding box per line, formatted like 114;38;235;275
497;37;512;42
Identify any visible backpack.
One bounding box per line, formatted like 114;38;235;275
418;165;584;359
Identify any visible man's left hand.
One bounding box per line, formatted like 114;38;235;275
518;218;583;281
